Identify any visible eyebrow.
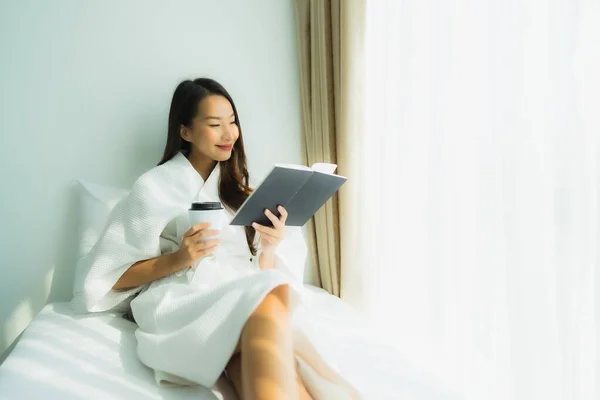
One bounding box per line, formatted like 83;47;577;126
205;113;235;120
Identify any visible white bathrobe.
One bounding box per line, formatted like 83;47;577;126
72;152;359;399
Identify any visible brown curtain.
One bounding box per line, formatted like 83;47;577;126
293;0;366;297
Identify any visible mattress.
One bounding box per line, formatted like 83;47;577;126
0;302;237;400
0;287;457;399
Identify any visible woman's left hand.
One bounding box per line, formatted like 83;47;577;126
252;205;287;256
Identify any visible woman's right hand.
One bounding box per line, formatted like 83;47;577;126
173;222;220;267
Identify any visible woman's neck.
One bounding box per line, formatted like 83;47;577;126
187;151;217;181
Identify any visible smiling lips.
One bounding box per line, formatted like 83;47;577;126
216;145;233;151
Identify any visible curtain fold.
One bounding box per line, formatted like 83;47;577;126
294;0;348;295
335;1;368;308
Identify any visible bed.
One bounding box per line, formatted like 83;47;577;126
0;288;460;400
0;302;237;399
0;180;457;399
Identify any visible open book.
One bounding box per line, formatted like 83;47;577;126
230;163;347;227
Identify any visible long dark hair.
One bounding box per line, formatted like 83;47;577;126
159;78;256;255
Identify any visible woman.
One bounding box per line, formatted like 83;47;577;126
72;78;357;400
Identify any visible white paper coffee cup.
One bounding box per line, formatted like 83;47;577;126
188;202;223;241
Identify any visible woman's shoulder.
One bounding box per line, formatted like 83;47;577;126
130;154;178;188
127;154;202;205
128;163;166;197
131;163;166;191
117;169;163;213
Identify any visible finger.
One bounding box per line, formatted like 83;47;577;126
261;234;279;245
200;239;221;251
192;242;220;257
193;229;220;240
192;222;212;231
183;227;196;237
197;246;218;259
258;229;281;244
185;222;211;237
264;209;283;229
252;222;280;238
277;205;288;224
195;239;221;250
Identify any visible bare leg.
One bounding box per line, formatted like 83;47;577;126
224;285;295;400
295;358;314;400
226;352;243;396
227;353;313;400
242;284;296;400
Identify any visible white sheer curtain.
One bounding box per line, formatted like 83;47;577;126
341;0;600;399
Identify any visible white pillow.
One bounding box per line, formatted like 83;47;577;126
75;179;129;259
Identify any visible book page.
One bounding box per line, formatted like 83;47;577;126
274;163;313;171
310;163;338;175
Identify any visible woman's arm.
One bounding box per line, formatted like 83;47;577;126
254;208;307;282
259;252;276;270
113;223;220;291
112;252;188;291
254;207;287;271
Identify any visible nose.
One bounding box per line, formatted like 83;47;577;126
222;124;235;140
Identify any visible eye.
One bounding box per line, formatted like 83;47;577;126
230;121;237;125
209;124;220;128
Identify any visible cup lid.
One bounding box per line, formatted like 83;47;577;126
190;202;223;211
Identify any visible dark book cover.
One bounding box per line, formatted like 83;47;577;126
230;164;347;227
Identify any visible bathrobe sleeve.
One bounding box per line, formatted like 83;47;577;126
72;173;180;313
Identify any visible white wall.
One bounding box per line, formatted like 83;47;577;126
0;0;313;362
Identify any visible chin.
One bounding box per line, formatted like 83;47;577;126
214;153;233;162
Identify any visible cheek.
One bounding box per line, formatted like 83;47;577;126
208;130;223;143
196;128;220;145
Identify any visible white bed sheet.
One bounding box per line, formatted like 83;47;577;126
0;302;237;400
292;288;461;400
0;287;459;400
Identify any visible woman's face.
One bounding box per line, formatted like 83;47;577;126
181;95;239;162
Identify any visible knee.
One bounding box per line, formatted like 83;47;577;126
252;284;290;319
269;284;289;305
